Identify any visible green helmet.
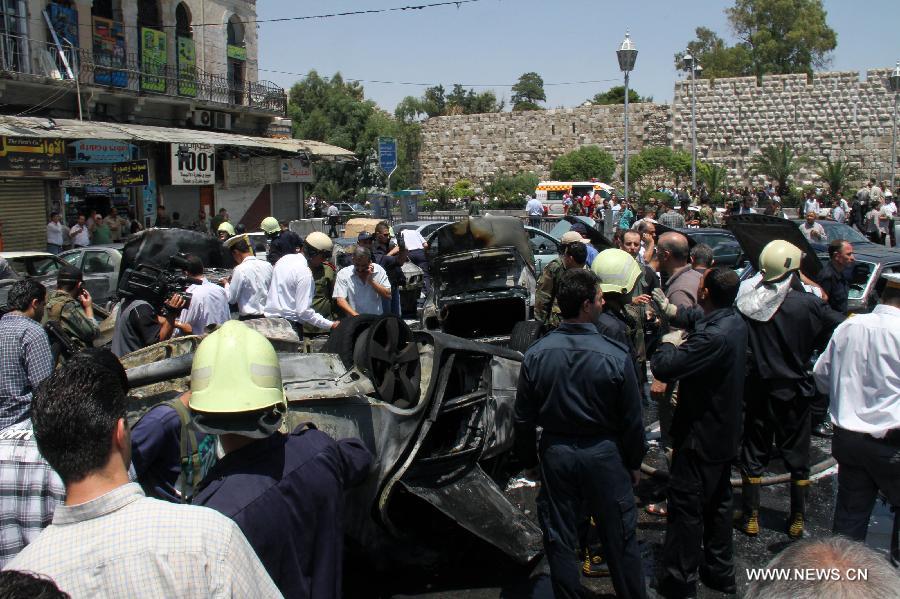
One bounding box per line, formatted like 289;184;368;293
260;216;280;234
189;321;285;438
217;221;236;236
759;240;802;283
591;248;642;295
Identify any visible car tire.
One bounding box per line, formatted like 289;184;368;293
322;314;382;367
509;320;544;354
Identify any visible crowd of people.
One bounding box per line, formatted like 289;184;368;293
526;218;899;597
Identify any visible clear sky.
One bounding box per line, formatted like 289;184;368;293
256;0;900;113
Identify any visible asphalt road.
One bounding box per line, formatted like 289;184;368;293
354;418;894;599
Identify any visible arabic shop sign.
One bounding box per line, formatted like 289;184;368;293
0;136;68;177
280;158;314;183
112;159;149;187
69;139;135;164
171;143;215;185
226;45;247;61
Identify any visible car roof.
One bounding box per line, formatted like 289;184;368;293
0;251;54;258
395;221;447;227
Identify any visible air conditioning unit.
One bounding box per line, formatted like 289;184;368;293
192;110;212;127
214;112;232;130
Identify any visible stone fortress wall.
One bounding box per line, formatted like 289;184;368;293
419;68;898;190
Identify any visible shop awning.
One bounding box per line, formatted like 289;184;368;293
0;116;356;160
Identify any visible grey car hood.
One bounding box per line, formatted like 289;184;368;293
727;214;821;278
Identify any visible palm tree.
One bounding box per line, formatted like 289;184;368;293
816;157;859;197
313;179;344;204
698;162;727;201
749;143;806;198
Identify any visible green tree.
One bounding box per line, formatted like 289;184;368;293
698;162;728;200
816;157;859;196
750;143;806;197
511;72;546;111
625;147;694;188
728;0;837;77
674;27;753;78
550;146;616;182
428;185;454;209
483;172;540;203
590;86;651;105
451;179;476;199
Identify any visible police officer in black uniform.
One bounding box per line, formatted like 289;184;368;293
651;267;747;598
736;241;844;540
515;268;646;599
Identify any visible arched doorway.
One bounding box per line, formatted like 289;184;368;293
90;0;126;87
138;0;166;92
175;2;196;96
226;15;245;104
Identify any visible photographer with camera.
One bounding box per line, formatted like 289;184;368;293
172;255;230;336
111;291;187;358
43;266;100;362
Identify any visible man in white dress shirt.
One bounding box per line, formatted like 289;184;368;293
264;250;338;336
813;272;900;543
174;255;231;336
333;247;391;317
222;237;273;319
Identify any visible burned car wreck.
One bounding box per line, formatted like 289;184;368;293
122;314;542;570
422;216;536;342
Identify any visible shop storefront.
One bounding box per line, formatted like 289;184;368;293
61;139;140;225
0;136;67;251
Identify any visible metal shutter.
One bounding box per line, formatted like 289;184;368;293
0;180;47;251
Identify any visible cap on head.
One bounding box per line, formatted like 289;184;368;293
881;272;900;291
591;248;641;295
217;221;236;236
305;231;333;251
260;216;280;234
560;231;585;245
189;321;285;438
759;240;803;283
57;265;83;285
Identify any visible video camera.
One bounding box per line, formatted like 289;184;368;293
118;254;194;315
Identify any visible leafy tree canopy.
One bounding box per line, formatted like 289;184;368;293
676;0;836;79
394;84;503;122
589;86;651;105
550;146;616;182
511;72;546;111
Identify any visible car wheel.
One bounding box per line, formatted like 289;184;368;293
509;320;544;354
322;314;382;367
351;316;421;408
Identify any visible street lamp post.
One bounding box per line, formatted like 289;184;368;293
682;51;699;194
888;61;900;192
617;32;638;204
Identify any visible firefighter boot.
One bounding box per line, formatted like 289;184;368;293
738;476;761;537
788;479;809;539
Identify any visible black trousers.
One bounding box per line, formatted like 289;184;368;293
741;381;811;480
832;427;900;541
658;448;734;599
537;435;646;599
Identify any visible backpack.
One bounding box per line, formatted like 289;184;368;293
136;399;217;502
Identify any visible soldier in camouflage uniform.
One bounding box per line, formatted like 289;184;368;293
43;266;99;362
534;231;589;328
301;232;337;336
697;201;715;228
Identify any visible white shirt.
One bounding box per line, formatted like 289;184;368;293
46;222;65;246
525;197;544;216
70;223;90;247
813;304;900;437
327;205;339;217
832;205;846;223
175;278;231;336
333;263;391;316
803;199;820;214
224;256;273;316
263;253;333;330
400;229;426;251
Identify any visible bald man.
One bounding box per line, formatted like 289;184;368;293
658;232;701;309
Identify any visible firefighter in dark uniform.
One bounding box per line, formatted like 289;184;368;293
515;269;646;599
300;232;337;337
42;265;100;362
735;240;844;539
261;216;302;266
534;231;589;329
651;267;747;598
190;321;372;598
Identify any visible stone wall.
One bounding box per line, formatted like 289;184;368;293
671;69;897;186
419;69;898;190
419;103;670;187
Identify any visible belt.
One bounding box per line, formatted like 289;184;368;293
238;314;264;321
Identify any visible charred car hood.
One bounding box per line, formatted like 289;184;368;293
119;228;235;283
429;216;535;269
727;214;821;278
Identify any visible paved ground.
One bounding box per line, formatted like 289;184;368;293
351;405;894;599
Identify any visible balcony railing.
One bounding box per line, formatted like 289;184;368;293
0;32;287;115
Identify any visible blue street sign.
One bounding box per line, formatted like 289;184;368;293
378;136;397;175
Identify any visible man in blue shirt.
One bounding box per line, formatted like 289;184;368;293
515;269;646;599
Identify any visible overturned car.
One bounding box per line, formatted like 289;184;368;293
123;314;542;570
422;216;536;343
